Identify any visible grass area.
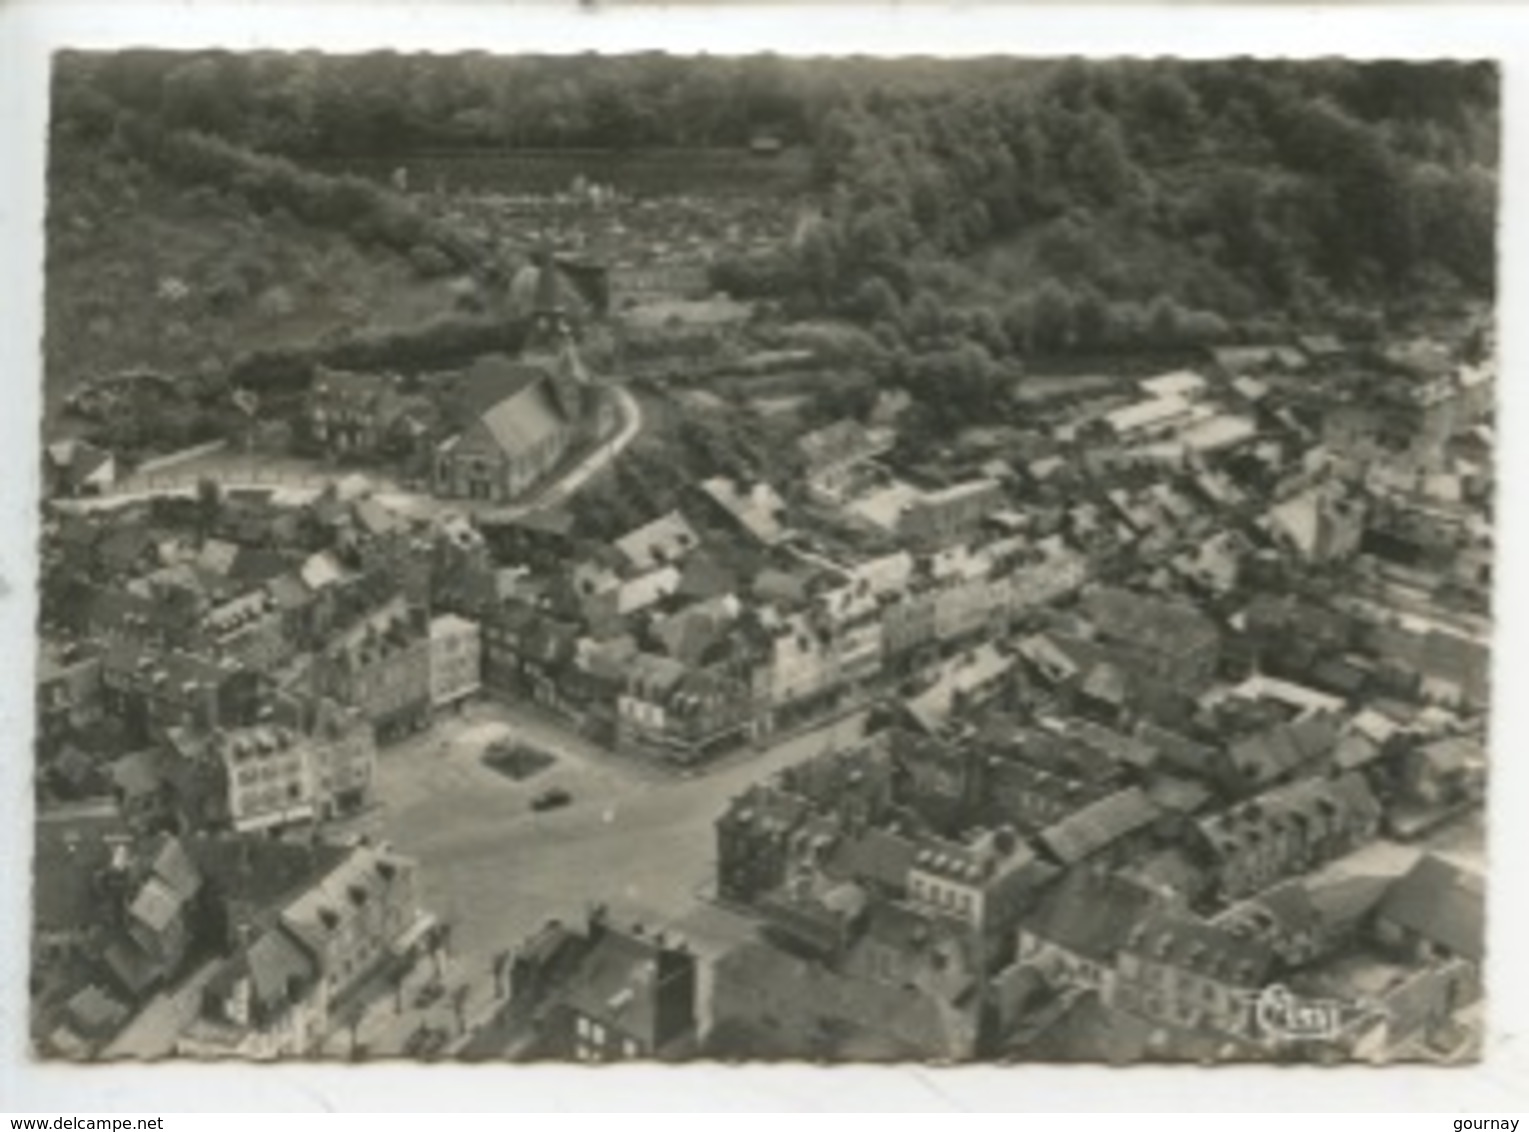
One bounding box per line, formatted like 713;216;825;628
44;139;467;431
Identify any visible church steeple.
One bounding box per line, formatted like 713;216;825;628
527;247;570;350
523;248;588;421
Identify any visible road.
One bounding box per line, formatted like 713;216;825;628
337;700;867;1052
58;382;642;522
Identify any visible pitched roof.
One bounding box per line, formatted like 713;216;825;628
553;927;671;1045
1197;772;1382;855
268;572;313;612
300;551;346;591
826;827;919;891
1226;724;1315;789
615;510;700;572
110;748;166;799
130;876;186;934
1038;787;1160;865
33;801;130;935
1376;853;1485;963
1021;868;1163;964
1124;911;1276;987
1082;586;1219;657
245;923;320;1014
797;419;888;474
450;353;568;457
700;478;787;545
150;835;203;901
472;380;567;458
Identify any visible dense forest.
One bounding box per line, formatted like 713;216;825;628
51;52;1499;429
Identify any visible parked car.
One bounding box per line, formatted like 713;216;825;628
531;787;572;812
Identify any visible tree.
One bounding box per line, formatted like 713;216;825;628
967;306;1011;358
907;290;949;347
1071;284;1114;351
848;276;903;329
195;476;223;534
1032;281;1077;354
1069;111;1136;207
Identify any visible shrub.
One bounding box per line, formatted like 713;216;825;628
409;243;455;279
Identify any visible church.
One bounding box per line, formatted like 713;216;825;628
432;261;597;505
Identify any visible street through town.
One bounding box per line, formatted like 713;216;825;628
332;701;868;1053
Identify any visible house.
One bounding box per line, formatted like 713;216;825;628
1265;484;1368;565
700;477;788;545
613;510;701;573
1179;415;1258;456
1213;713;1342;797
1397;734;1485;813
1103;395;1195;441
36;642;105;751
756;880;869;962
905;826;1055;948
1015;868;1165;997
616;654;754;764
177;838;430;1057
278;841;429;1007
428;613;482;709
714;785;816;905
1214;872;1391;969
1036;786;1161;868
482;605;582;717
708;935;980;1062
1193;772;1382;903
797;419;892;502
102;835;205;1000
32;800;132;970
315;599;432;740
107;748;174;831
178;922;327;1060
100;643;264;740
216;724;317;834
1081;586;1221;694
44;438;116;498
1372;853;1485;967
898;480;1002;548
1139;370;1209;402
306;367;434;464
1111;911;1276;1039
508;910;698;1061
49;984;131;1057
303;698;378;820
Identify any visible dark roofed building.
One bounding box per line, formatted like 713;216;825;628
508;910;698;1061
1081;586;1222;693
1194;771;1383;902
1112;910;1277;1039
1036;786;1161;867
1374;853;1485;966
434;353;574;504
1016;867;1165;992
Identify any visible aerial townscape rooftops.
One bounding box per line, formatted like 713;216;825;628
29;48;1496;1071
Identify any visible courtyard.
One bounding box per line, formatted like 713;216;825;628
335;696;868;1051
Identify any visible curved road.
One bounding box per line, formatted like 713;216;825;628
58;382;643;521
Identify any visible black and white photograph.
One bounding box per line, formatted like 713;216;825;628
25;43;1498;1069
